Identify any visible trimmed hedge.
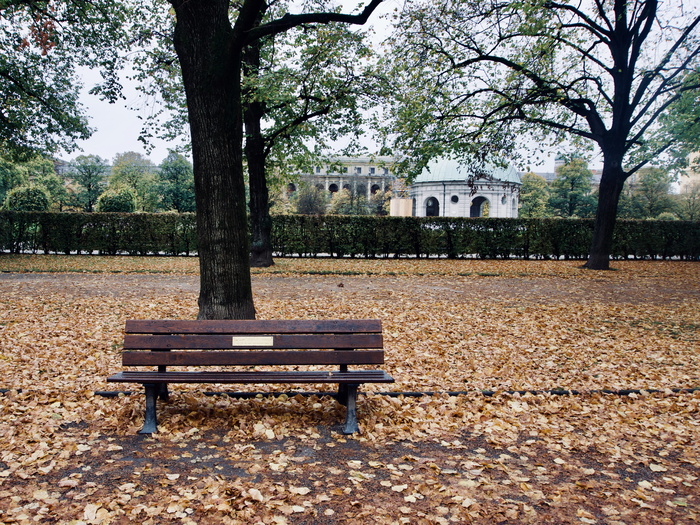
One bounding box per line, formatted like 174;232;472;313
0;211;698;259
0;212;198;256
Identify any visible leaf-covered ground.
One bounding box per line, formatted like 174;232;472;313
0;256;698;524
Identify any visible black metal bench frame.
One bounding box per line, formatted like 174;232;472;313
107;319;393;435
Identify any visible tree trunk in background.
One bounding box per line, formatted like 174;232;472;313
244;38;274;268
171;0;256;319
584;157;627;270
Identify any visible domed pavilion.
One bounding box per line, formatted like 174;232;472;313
410;158;521;218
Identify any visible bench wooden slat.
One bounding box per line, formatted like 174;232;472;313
122;350;386;366
123;333;383;350
108;370;394;384
125;319;382;335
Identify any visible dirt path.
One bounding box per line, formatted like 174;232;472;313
1;271;694;305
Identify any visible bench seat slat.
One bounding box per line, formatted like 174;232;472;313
107;370;394;384
122;350;385;366
124;333;383;350
126;319;382;335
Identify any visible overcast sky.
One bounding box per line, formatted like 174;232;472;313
71;66;173;165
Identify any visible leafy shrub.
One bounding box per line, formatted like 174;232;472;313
96;186;137;213
3;184;50;211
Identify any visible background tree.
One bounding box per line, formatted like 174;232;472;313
23;156;66;210
0;1;132;158
3;184;50;211
292;183;328;216
158;151;195;213
96;186;137;213
519;172;550;218
369;190;391;216
0;157;28;203
329;188;369;215
675;182;700;221
109;152;158;212
548;159;597;218
629;167;675;219
68;155;109;212
243;17;376;267
383;0;700;269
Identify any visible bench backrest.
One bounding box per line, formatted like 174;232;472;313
123;319;384;367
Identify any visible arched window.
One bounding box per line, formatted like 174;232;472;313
371;184;381;194
470;196;489;217
328;183;339;193
287;183;296;193
426;197;440;217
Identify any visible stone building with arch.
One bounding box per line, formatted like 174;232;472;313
410;158;521;218
290;156;395;199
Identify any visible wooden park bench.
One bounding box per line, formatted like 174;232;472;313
107;319;394;435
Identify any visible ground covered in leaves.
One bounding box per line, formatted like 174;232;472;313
0;255;698;524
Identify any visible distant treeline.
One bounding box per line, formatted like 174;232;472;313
1;212;698;260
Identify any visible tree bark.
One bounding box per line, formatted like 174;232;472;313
167;0;384;313
171;0;256;319
243;37;275;268
584;158;627;270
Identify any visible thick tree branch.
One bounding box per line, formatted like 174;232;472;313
244;0;384;44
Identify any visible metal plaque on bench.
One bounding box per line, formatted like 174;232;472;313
232;336;274;347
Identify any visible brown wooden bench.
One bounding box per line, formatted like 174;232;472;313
107;319;393;435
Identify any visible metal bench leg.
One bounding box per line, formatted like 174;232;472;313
138;384;158;434
157;366;169;400
342;384;359;435
337;384;348;406
158;383;169;401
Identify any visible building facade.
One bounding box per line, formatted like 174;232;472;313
292;156;395;199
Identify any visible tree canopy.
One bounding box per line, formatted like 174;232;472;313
0;0;133;158
383;0;700;268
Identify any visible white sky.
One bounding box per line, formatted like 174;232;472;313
71;67;174;165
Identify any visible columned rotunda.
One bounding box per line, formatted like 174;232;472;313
410;158;521;218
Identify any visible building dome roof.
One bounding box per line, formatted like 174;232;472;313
414;158;521;185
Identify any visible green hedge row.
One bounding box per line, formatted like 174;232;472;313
1;211;698;259
273;216;700;260
0;212;198;256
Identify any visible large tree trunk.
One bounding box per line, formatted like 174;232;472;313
171;0;256;319
584;159;627;270
243;39;274;268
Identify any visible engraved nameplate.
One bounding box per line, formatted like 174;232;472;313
232;336;274;347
